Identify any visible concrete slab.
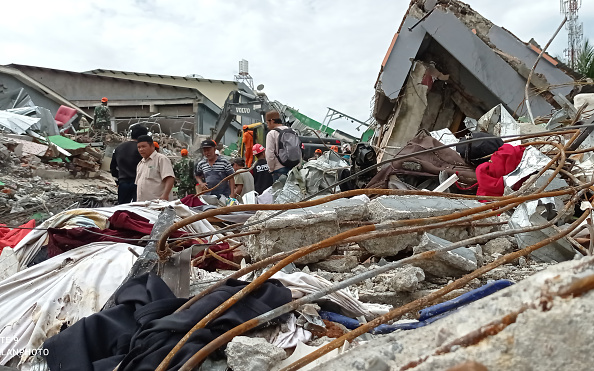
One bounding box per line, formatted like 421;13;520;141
245;198;369;264
411;233;478;278
359;196;496;257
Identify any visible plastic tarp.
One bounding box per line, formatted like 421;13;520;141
274;151;349;204
0;242;141;368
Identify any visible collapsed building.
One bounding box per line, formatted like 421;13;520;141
373;0;583;160
2;0;594;370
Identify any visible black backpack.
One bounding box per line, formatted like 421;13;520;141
274;127;302;168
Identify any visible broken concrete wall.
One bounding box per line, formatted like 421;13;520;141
373;0;577;158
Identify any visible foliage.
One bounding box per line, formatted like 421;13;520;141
575;39;594;79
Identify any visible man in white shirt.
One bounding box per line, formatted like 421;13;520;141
135;135;175;201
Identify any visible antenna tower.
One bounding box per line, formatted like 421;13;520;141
560;0;583;69
234;59;254;89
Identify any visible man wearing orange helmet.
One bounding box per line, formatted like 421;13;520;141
310;148;323;161
93;97;111;132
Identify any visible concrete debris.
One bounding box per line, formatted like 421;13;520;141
316;257;594;371
359;196;496;257
387;265;425;292
225;336;286;371
245;197;368;264
412;234;478;278
311;255;359;273
482;237;514;256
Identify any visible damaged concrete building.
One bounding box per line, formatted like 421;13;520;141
6;64;253;146
373;0;580;160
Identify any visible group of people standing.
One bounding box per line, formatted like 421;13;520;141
109;110;298;204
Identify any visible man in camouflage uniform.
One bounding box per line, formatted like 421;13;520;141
93;97;111;132
173;149;195;198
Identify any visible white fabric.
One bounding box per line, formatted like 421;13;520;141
270;313;312;349
0;242;141;368
271;271;391;320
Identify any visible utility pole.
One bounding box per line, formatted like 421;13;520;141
560;0;583;69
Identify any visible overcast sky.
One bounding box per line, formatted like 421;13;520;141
2;0;593;136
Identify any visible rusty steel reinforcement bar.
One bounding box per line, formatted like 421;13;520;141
173;183;580;315
181;133;576;245
162;186;584;370
156;189;510;259
160;141;565;257
278;205;590;371
402;272;594;370
178;190;585;369
175;198;523;314
525;17;567;125
164;137;571;243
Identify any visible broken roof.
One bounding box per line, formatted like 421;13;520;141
86;68;238;85
374;0;578;125
0;65;92;120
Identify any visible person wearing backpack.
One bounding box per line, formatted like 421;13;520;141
264;110;302;181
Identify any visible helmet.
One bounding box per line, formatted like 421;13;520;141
252;143;265;155
101;97;108;103
181;149;188;156
315;149;322;154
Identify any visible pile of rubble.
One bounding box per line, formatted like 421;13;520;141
0;132;117;225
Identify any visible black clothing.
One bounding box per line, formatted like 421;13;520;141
110;141;142;182
43;273;291;371
456;132;504;166
117;180;137;204
252;158;273;194
111;141;143;204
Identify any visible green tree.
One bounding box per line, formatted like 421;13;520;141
576;39;594;79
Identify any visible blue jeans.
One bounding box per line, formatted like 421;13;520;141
272;167;289;182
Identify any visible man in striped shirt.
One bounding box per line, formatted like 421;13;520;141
194;139;236;198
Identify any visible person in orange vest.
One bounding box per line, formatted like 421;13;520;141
242;125;254;167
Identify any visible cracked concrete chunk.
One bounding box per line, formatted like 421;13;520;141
226;336;286;371
359;196;495;257
387;265;425;292
483;237;513;256
245;198;368;264
311;255;359;273
316;257;594;371
411;233;478;278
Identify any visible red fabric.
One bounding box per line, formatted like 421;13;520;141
475;144;525;197
180;194;205;207
46;211;199;257
0;219;35;254
54;105;77;126
192;242;235;271
243;130;254;167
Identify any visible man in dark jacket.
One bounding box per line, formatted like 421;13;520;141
110;125;148;204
